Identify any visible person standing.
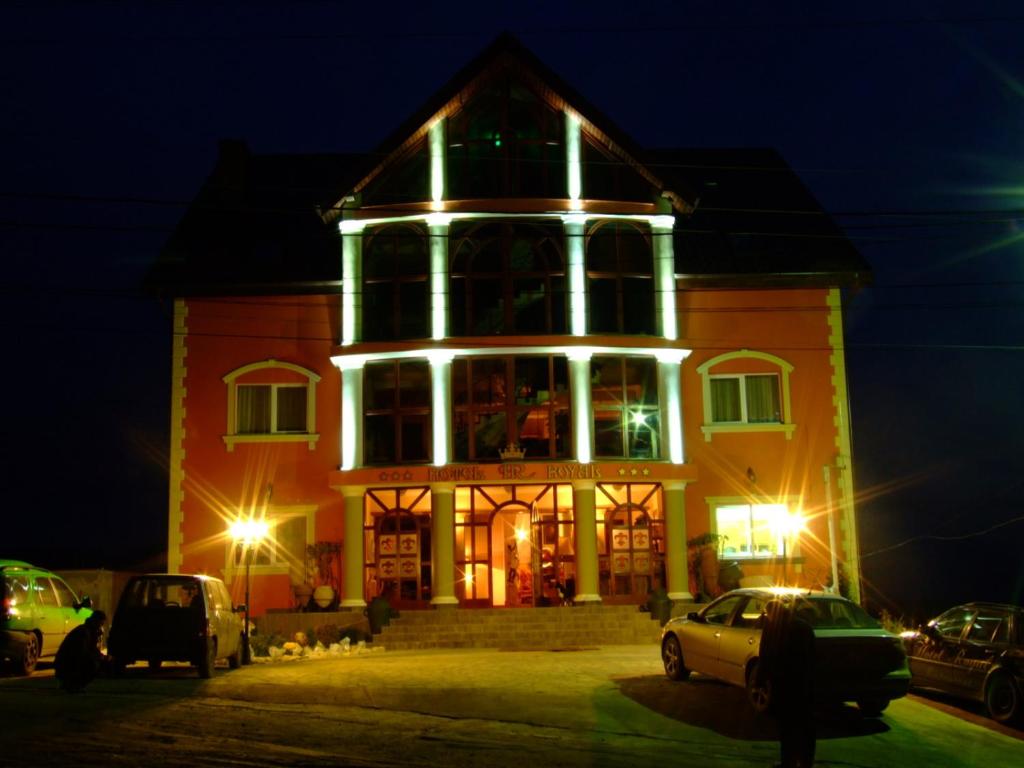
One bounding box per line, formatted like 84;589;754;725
758;599;817;768
54;610;108;693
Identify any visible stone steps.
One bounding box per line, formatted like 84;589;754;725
376;604;692;651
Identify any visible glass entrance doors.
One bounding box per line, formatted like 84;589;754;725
455;484;575;607
365;487;432;608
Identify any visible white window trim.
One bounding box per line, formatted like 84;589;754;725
696;350;795;441
706;495;802;561
224;504;317;583
223;360;321;451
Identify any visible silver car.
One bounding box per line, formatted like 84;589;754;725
660;587;910;716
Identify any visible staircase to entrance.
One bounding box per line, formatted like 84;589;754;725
375;604;693;651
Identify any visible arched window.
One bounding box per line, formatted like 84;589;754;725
446;76;566;199
363;223;430;341
449;222;566;336
696;350;796;440
222;360;320;451
586;221;655;335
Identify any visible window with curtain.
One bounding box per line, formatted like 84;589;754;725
709;374;781;424
237;384;308;434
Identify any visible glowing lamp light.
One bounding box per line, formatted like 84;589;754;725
515;528;529;543
464;570;474;586
230;518;269;545
631;411;648;427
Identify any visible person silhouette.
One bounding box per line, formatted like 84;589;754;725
758;599;816;768
55;610;108;693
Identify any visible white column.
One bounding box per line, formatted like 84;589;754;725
572;481;601;604
431;484;458;607
563;214;587;337
428;216;451;341
567;351;593;463
341;486;366;609
656;351;686;465
429;119;446;207
651;216;677;340
663;481;692;601
430;352;453;466
565;111;582;208
340;220;365;346
340;364;364;471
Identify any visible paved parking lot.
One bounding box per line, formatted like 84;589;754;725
2;645;1021;767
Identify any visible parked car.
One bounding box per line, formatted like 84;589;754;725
661;587;910;716
1;559;94;675
902;601;1023;724
107;574;244;678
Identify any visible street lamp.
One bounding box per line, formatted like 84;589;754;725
230;517;269;665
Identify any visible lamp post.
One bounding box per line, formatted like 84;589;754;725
230;518;268;665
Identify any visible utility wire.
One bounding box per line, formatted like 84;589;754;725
861;513;1024;559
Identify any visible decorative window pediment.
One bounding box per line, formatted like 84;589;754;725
223;360;321;451
696;350;795;440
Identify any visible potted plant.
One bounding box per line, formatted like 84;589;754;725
307;541;340;609
687;532;727;601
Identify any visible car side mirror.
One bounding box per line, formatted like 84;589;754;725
920;624;938;639
75;595;93;611
687;611;704;623
234;604;247;614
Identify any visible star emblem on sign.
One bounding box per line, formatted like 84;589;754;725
630;468;638;477
642;467;650;476
618;468;626;477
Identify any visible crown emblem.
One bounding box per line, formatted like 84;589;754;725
499;443;525;461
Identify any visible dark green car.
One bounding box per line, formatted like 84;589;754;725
1;560;94;675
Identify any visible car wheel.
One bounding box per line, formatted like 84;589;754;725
662;634;690;681
985;672;1021;724
857;698;890;717
227;635;242;669
197;638;216;679
745;660;772;714
16;632;40;676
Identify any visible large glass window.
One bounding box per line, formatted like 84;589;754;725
591;356;660;459
360;140;430;207
596;483;665;602
714;503;794;559
364;361;432;464
447;77;565;199
582;136;659;202
452;356;570;461
710;374;781;424
449;222;566;336
363;224;430;341
586;221;655;335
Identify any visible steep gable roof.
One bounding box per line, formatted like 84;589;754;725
329;32;695;219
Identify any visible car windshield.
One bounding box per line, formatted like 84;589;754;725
794;597;881;629
121;577;202;609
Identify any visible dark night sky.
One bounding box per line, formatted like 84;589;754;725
3;2;1023;620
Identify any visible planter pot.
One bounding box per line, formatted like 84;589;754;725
293;584;313;610
313;585;335;609
699;548;721;598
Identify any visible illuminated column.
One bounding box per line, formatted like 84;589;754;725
663;481;693;601
428;215;452;341
431;484;458;607
429;352;453;466
656;351;686;465
429;119;446;207
341;486;367;608
567;351;593;463
651;216;677;340
565;112;582;208
573;481;600;604
340;362;364;471
340;220;365;346
563;214;587;337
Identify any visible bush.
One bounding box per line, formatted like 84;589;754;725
315;623;342;647
341;626;370;644
250;632;286;657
